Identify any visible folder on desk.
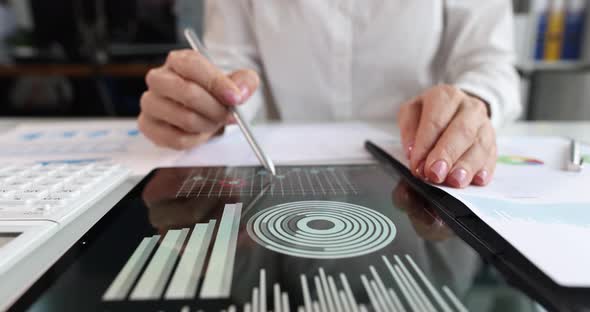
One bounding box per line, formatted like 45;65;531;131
369;137;590;289
545;1;566;61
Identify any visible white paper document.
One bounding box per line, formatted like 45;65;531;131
0;121;180;175
174;122;394;167
380;136;590;287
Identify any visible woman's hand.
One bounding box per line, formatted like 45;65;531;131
397;85;497;188
138;49;260;150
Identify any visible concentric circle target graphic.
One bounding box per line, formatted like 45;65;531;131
246;201;396;259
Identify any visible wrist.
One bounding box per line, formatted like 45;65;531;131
465;92;491;118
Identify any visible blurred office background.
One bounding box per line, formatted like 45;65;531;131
0;0;201;117
0;0;589;120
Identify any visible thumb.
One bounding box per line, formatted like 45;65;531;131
228;69;261;103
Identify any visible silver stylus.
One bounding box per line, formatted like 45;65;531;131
566;139;584;172
183;28;276;176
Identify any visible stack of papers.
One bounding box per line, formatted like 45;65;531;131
174;122;394;166
0;121;180;175
381;137;590;287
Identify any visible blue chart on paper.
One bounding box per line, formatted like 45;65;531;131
462;195;590;229
0;128;141;157
18;128;139;141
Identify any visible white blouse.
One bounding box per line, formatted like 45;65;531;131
203;0;521;127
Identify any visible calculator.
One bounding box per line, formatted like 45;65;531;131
0;162;129;308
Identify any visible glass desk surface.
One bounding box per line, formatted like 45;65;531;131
11;165;559;312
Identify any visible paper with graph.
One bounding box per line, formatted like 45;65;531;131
380;136;590;287
0;121;179;174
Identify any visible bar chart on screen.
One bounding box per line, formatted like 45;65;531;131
102;199;469;312
174;254;468;312
102;203;242;301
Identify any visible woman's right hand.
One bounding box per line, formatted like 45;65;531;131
138;49;260;150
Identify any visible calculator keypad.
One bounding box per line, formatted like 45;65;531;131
0;163;127;218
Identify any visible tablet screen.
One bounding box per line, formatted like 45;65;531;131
13;165;538;311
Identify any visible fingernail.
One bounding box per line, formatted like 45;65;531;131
223;89;242;105
448;168;468;187
240;85;249;97
430;160;449;183
473;170;488;185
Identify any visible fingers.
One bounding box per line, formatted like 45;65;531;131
473;144;497;186
140;49;262;150
400;85;497;188
423;98;487;183
446;127;494;188
397;98;421;159
410;85;463;172
440;126;496;188
138;113;215;150
145;67;229;123
165;49;244;105
140;91;226;134
228;69;261;99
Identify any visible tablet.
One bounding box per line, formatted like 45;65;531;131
9;164;571;311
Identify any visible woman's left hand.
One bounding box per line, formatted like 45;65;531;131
397;85;497;188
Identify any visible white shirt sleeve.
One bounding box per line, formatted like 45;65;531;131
442;0;522;128
203;0;265;122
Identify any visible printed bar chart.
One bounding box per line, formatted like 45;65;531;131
103;203;242;301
